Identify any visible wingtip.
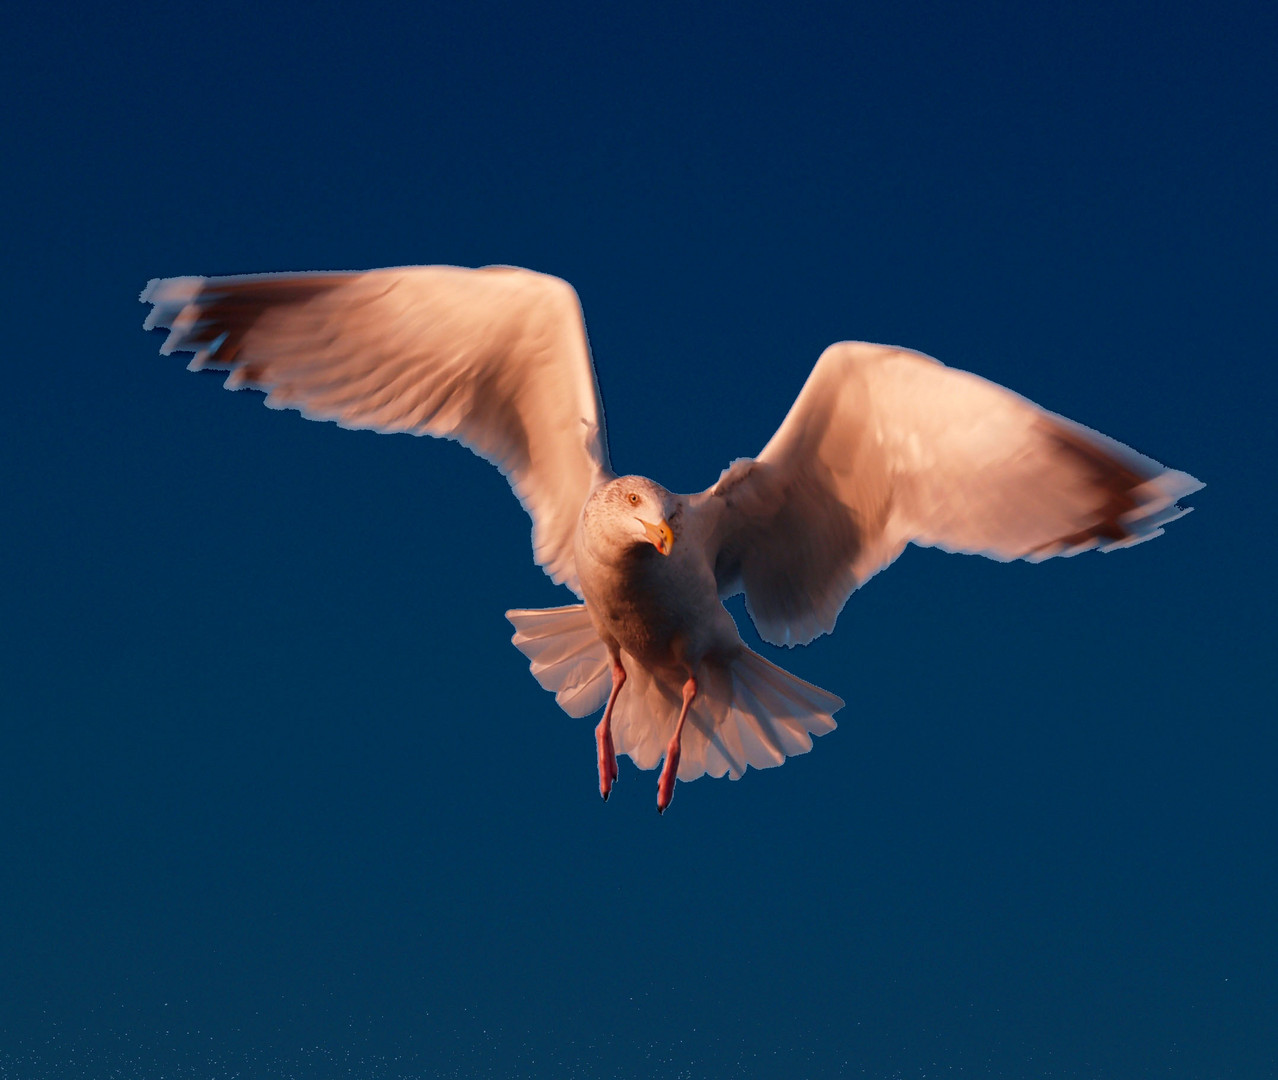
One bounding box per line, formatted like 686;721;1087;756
1102;467;1205;552
141;275;208;337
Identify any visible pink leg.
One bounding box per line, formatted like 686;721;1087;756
595;655;625;801
657;674;697;815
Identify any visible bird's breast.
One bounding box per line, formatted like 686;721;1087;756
580;547;710;668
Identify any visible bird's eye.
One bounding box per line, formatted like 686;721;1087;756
628;493;639;505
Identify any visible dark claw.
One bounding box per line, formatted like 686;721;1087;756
657;805;665;816
602;790;609;802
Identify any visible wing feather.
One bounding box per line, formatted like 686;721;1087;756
142;265;612;593
707;341;1203;646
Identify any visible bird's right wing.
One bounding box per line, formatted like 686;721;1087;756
706;341;1202;647
142;265;612;594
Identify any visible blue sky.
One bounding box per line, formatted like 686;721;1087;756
2;1;1274;1076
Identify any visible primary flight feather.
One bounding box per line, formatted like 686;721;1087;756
141;264;1202;812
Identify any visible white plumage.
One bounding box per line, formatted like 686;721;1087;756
141;264;1202;812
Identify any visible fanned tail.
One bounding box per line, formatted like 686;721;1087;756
506;607;843;783
506;605;611;718
611;647;843;782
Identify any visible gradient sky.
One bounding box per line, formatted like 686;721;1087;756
3;1;1275;1077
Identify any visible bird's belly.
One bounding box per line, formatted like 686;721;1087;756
593;588;686;668
580;553;732;672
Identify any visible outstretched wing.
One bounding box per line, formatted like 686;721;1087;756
706;341;1203;647
142;265;612;594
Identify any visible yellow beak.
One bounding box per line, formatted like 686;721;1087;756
640;517;674;556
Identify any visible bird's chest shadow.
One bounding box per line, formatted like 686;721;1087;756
597;557;689;663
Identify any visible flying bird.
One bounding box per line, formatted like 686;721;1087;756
141;265;1202;813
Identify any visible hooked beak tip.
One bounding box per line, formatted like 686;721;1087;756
640;518;674;556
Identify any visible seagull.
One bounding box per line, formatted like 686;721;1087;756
141;265;1202;813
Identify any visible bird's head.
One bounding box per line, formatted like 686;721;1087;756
585;476;677;559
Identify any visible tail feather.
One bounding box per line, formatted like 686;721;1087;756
507;605;844;782
506;605;611;718
611;646;842;782
731;679;790;764
736;652;837;755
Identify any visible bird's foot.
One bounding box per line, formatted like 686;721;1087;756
656;736;681;814
657;673;697;815
596;656;626;802
595;717;618;801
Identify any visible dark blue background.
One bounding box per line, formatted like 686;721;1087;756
3;2;1273;1076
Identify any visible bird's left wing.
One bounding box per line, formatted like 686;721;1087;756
142;265;612;594
705;341;1203;647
